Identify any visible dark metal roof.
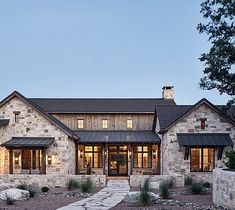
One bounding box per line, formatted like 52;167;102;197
30;98;176;113
0;119;9;126
75;130;161;144
177;133;234;147
1;137;55;148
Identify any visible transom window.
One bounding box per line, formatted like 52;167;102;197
127;119;133;129
190;148;214;172
77;119;84;129
84;146;102;168
133;145;152;168
102;119;108;129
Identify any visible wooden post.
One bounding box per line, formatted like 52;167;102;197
102;144;105;175
157;144;161;175
41;149;46;174
32;150;36;169
75;143;78;175
9;149;13;174
130;145;133;175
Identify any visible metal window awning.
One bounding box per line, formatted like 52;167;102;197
0;119;9;127
75;130;161;144
1;137;55;149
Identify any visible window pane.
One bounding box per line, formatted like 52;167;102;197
191;148;202;172
94;152;102;168
94;146;102;152
143;146;148;152
133;152;142;168
78;119;84;129
203;148;214;172
102;119;108;129
84;152;93;167
85;146;93;152
127;119;133;129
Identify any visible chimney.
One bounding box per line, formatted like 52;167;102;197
162;86;174;99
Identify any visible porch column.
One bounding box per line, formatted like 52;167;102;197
41;149;46;174
102;144;105;175
32;150;36;169
75;143;78;175
9;149;13;174
157;144;161;175
130;145;133;175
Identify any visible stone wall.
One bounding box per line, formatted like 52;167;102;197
130;174;184;189
213;168;235;209
0;174;106;188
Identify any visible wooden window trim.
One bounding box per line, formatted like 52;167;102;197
77;119;84;129
84;145;103;168
133;145;152;169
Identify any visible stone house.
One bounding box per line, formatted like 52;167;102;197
0;87;234;183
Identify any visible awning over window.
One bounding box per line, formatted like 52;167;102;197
0;119;9;126
1;137;55;149
177;133;233;147
75;130;161;144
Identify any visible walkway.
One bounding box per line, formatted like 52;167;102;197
57;179;130;210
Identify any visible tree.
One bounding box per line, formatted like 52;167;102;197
197;0;235;104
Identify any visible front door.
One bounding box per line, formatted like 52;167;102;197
108;146;128;176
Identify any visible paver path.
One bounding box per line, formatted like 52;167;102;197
57;179;130;210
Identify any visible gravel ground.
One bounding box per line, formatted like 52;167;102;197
0;187;102;210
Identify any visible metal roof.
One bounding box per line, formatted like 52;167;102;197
1;137;55;149
30;98;176;113
177;133;234;147
75;130;161;144
0;119;9;126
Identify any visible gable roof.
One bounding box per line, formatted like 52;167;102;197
156;98;235;133
30;98;176;113
0;91;78;139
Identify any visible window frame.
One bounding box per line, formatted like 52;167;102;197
102;119;108;129
133;145;152;168
77;119;84;129
190;147;215;172
84;145;103;168
200;119;206;129
127;119;133;129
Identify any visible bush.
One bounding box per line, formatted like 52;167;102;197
167;178;174;188
27;185;37;197
225;150;235;169
140;179;150;205
41;186;50;192
191;182;203;194
160;180;170;199
17;184;27;190
202;182;210;188
184;177;193;186
81;178;92;192
67;179;80;191
5;193;15;205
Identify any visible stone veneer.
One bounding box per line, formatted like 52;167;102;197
213;168;235;209
159;103;235;182
0;174;106;188
0;96;75;175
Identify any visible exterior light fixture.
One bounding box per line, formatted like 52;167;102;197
15;156;19;165
80;150;83;158
153;150;156;159
129;151;132;159
48;155;52;165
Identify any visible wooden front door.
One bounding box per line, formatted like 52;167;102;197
21;150;31;170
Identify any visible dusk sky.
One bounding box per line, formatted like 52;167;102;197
0;1;231;105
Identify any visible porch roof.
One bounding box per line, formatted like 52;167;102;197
177;133;234;147
1;137;55;149
75;130;161;144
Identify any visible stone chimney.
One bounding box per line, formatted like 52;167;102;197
162;86;174;99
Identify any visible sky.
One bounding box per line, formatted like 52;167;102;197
0;0;232;105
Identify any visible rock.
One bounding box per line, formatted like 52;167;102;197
0;188;29;201
0;183;16;191
123;191;159;204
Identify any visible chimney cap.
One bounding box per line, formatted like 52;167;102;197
162;85;174;90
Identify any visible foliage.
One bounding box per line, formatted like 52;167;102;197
203;182;211;188
184;177;193;186
81;178;92;192
197;0;235;104
190;181;203;194
41;186;50;192
27;185;37;197
225;150;235;169
5;192;15;205
67;179;80;191
160;180;170;199
17;184;27;190
140;179;150;205
166;178;174;188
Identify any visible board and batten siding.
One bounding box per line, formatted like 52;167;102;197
52;114;154;130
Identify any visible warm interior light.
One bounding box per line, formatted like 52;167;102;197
123;145;127;150
15;156;19;165
48;155;52;165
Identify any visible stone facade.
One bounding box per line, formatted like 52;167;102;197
213;168;235;209
159;103;235;182
0;96;75;175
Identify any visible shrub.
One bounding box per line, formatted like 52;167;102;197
184;177;193;186
202;182;210;188
190;182;203;194
27;185;37;197
167;178;174;188
225;150;235;169
160;180;170;199
140;179;150;205
67;179;80;191
41;186;50;192
5;193;15;205
81;178;92;192
17;184;27;190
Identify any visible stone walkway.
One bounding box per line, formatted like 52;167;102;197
57;179;130;210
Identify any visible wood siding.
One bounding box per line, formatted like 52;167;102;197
52;114;154;130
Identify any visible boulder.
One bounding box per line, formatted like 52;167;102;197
123;191;159;205
0;183;16;191
0;188;29;201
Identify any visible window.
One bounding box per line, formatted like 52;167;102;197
102;119;108;129
127;119;133;129
84;146;102;168
200;119;206;129
190;148;214;172
13;111;20;122
77;119;84;129
133;145;152;168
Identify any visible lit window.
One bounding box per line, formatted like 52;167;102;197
133;145;152;168
190;148;214;172
127;119;133;129
78;119;84;129
84;146;102;168
200;119;206;129
102;119;108;129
